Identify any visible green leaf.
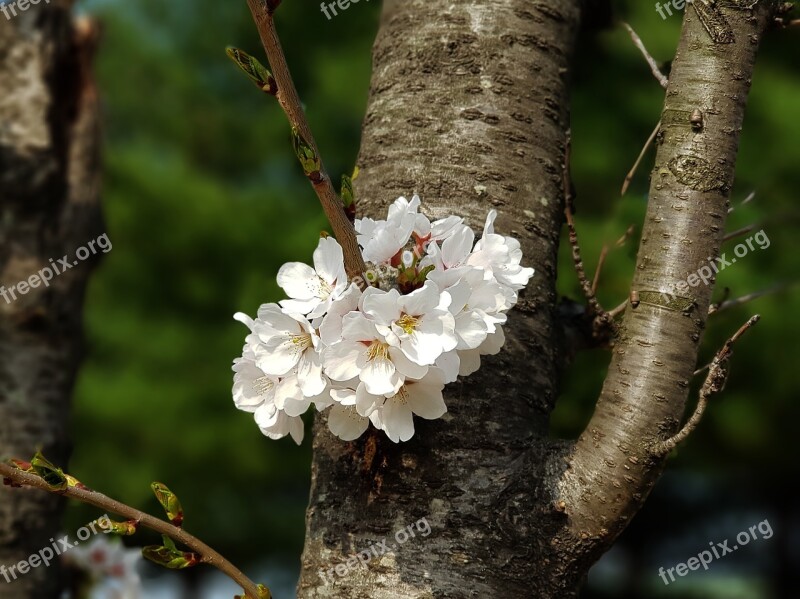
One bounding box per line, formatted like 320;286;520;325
31;452;68;491
225;47;277;95
151;482;184;527
142;535;199;570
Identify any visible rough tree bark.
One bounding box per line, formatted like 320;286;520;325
298;1;581;597
297;0;781;597
555;0;779;582
0;5;102;598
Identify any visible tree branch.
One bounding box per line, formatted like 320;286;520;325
651;315;759;456
244;0;366;285
557;0;780;571
0;463;263;599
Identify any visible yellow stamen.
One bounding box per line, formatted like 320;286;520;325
366;340;390;361
396;313;420;335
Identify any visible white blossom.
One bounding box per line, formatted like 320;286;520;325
277;236;348;318
232;196;534;443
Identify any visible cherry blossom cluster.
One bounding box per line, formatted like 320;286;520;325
232;196;534;443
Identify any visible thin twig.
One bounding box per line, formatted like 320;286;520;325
622;22;669;89
621;121;660;196
615;224;636;247
710;283;792;315
563;130;604;317
651;315;760;456
245;0;366;286
608;300;628;319
728;190;756;214
722;222;760;242
591;245;609;295
0;463;262;599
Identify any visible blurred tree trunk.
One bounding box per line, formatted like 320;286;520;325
297;0;779;597
0;5;102;598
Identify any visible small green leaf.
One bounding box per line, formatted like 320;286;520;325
151;482;184;527
291;127;321;182
142;535;199;570
225;47;277;95
31;452;68;491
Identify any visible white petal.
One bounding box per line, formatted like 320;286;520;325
277;262;319;300
400;281;440;316
408;378;447;420
458;348;481;376
455;310;488;350
441;226;474;268
361;357;399;395
361;287;400;324
434;351;460;384
382;394;415;442
390;346;429;379
322;342;363;381
314;236;346;284
327;404;369;441
258;335;303;376
297;352;327;397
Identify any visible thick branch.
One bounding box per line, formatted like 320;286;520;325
245;0;366;284
557;0;779;573
0;463;262;599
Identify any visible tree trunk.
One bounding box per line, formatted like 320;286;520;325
298;1;581;597
297;0;781;596
0;6;102;598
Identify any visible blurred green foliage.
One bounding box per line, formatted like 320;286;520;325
66;0;797;590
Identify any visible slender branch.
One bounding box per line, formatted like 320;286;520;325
0;463;262;599
622;22;669;89
621;121;660;196
722;222;760;242
591;245;609;295
728;190;755;213
710;283;792;315
245;0;366;286
651;315;760;457
563;130;603;316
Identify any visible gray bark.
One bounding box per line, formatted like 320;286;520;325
297;1;581;597
0;6;102;598
297;0;781;596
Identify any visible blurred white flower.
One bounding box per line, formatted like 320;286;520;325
66;536;142;599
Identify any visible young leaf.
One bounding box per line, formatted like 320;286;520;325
225;47;278;95
151;482;185;527
30;452;68;491
142;535;199;570
291;127;322;183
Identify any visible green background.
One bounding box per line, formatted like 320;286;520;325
67;0;800;596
